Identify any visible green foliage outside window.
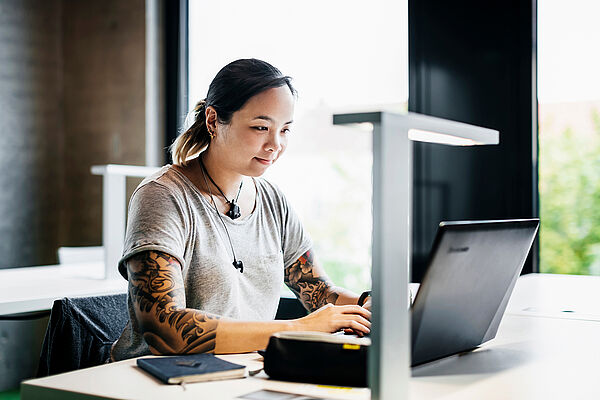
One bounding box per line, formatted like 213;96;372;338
540;109;600;274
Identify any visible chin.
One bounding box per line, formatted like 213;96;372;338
244;165;269;178
245;157;276;177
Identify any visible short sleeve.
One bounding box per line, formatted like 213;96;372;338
278;189;313;269
117;182;188;279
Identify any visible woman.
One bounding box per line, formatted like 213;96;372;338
111;58;371;361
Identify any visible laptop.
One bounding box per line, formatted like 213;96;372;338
410;218;539;366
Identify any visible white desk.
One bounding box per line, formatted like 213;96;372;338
0;262;127;316
411;314;600;399
21;353;370;400
20;273;600;399
507;272;600;320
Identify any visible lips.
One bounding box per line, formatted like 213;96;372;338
255;157;274;165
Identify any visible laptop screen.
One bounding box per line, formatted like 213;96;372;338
410;219;539;366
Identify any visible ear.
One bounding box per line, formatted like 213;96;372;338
205;106;218;134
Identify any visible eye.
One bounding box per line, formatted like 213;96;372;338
252;126;268;131
282;127;291;134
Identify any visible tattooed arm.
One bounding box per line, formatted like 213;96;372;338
127;249;371;354
126;250;220;354
126;250;300;354
284;249;364;312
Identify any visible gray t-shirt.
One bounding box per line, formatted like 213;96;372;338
111;165;312;361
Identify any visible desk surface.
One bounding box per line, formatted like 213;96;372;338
0;262;126;315
20;273;600;399
411;314;600;399
507;272;600;320
22;353;370;400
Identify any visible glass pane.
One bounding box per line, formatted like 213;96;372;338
189;0;408;292
538;0;600;274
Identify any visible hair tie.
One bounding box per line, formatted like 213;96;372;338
194;99;208;119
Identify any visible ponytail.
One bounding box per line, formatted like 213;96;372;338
170;99;211;165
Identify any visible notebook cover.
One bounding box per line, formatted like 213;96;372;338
137;353;246;384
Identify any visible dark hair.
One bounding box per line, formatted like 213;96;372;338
171;58;296;165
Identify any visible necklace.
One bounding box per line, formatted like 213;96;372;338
198;156;244;273
198;156;243;220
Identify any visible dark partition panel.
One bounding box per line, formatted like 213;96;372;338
409;0;538;281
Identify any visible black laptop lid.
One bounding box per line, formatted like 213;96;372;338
410;219;539;367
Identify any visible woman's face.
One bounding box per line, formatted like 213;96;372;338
212;85;295;177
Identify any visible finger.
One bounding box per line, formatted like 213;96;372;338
344;328;365;337
334;318;371;334
337;315;370;332
338;305;372;319
346;320;370;334
348;314;371;329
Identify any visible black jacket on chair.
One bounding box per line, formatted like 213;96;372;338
37;293;128;377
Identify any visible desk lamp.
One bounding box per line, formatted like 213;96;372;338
333;111;499;400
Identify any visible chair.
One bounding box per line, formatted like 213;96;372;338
275;296;307;320
37;293;128;377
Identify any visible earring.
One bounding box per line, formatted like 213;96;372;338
208;130;215;140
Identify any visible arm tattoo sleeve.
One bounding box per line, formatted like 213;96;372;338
127;250;220;355
284;250;339;312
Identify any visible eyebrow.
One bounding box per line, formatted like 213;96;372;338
253;115;293;125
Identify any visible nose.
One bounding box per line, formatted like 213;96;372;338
265;131;282;153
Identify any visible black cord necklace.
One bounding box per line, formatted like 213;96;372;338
198;156;244;273
198;157;243;220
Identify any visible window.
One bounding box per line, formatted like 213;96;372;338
188;0;408;292
538;0;600;274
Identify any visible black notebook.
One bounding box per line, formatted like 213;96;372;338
137;353;246;384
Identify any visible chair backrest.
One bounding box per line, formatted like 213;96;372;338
275;296;307;320
37;293;128;377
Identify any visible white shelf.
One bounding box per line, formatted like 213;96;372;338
0;262;127;315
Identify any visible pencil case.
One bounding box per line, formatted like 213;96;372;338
263;331;370;387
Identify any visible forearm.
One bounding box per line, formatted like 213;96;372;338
140;305;297;355
135;304;220;355
215;319;296;354
329;286;360;306
285;250;362;311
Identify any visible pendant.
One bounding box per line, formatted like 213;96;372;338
233;260;244;273
227;202;241;219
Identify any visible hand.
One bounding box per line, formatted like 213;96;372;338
293;304;371;336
